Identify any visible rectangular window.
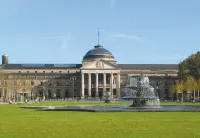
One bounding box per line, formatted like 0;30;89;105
31;81;34;85
48;89;52;98
40;82;43;86
65;89;69;98
57;81;61;86
56;89;61;98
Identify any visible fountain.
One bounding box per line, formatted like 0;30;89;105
121;76;160;108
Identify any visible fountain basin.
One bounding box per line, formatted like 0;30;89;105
20;105;200;112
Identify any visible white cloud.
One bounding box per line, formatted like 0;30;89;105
161;55;187;60
111;33;143;42
60;32;72;53
44;32;72;55
109;0;115;9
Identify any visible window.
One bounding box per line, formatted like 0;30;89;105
49;82;52;86
27;71;29;73
31;81;34;85
74;89;78;97
156;82;160;86
4;82;7;85
56;89;61;98
65;82;68;86
165;89;169;99
57;81;61;86
43;71;45;73
113;89;117;96
40;82;43;86
51;71;54;73
65;89;69;98
22;89;26;92
68;71;69;73
174;81;176;85
23;81;26;85
165;82;168;86
35;71;37;73
19;71;21;73
48;89;52;98
60;71;62;73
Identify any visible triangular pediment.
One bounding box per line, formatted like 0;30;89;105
82;60;116;69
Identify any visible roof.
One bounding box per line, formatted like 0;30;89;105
83;45;114;60
0;63;178;70
117;64;178;70
1;64;82;69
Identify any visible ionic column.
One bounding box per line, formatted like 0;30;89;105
95;73;99;98
88;73;91;97
110;73;113;98
103;73;106;96
116;73;121;98
81;73;84;98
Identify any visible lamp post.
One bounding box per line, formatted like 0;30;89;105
70;77;76;98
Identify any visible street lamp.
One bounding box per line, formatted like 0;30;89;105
70;77;76;98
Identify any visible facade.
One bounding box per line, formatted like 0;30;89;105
0;44;178;102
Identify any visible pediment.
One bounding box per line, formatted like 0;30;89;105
82;60;116;69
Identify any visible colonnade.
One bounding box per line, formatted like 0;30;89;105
81;72;120;98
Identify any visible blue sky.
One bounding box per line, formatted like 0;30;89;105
0;0;200;64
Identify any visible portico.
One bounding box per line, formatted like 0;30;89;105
81;71;120;98
81;60;120;98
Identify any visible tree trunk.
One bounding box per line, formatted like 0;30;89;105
182;92;183;102
198;90;199;100
176;92;178;101
194;90;195;101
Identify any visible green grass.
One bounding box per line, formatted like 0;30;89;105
1;102;200;138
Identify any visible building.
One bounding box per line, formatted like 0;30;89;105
0;44;178;102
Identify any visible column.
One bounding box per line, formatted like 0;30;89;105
88;73;91;97
81;73;84;98
110;73;113;98
103;73;106;96
95;73;99;98
116;73;121;98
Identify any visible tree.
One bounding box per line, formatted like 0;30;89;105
197;78;200;100
170;80;184;102
184;77;198;101
178;51;200;79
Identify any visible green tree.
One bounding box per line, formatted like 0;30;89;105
178;51;200;79
170;80;184;102
197;78;200;100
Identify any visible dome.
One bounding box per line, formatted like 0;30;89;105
83;45;114;60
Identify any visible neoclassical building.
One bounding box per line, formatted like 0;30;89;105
0;44;178;102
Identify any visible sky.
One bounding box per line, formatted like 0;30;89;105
0;0;200;64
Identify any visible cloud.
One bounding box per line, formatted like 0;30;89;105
44;32;71;55
109;0;115;9
111;33;143;42
60;32;72;52
160;55;187;61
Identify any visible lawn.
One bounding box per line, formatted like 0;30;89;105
0;102;200;138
